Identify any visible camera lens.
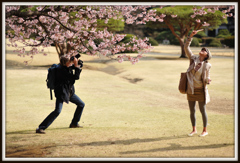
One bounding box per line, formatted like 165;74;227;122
75;54;81;59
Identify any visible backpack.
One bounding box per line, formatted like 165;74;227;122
46;64;60;100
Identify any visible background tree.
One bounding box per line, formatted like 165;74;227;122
146;5;235;58
97;18;125;33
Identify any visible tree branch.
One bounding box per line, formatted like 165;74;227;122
164;19;181;40
6;9;48;19
45;15;74;32
6;6;75;19
55;43;61;56
79;38;93;55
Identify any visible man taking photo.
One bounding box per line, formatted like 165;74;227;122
36;55;85;134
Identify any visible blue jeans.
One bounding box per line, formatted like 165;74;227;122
39;94;85;130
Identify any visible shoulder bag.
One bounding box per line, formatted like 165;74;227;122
178;59;194;94
178;72;187;94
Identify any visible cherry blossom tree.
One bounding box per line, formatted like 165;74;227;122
147;5;235;58
5;5;235;64
5;5;160;65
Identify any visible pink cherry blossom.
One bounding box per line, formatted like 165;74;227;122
191;14;196;18
207;9;212;12
202;22;210;26
118;58;124;63
158;19;164;22
196;19;201;23
65;30;74;38
160;14;166;18
37;6;43;11
202;11;207;15
104;19;109;24
222;10;227;13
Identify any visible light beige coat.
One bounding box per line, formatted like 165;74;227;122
184;37;211;104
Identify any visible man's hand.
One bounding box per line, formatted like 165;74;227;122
208;79;212;84
78;60;83;68
73;58;80;68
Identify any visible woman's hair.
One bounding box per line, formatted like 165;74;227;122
204;55;209;61
60;55;70;66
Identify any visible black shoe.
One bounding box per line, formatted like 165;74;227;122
69;124;83;128
36;128;46;134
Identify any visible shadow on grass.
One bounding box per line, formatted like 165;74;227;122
6;60;52;70
74;135;233;155
119;143;234;155
77;135;188;147
153;56;187;60
5;129;234;157
6;127;69;135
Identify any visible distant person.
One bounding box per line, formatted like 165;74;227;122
36;55;85;134
184;29;212;137
163;38;170;45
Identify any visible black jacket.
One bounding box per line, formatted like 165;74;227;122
54;65;82;103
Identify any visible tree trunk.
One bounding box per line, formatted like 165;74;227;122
163;20;187;58
55;42;68;59
55;38;74;60
178;37;187;58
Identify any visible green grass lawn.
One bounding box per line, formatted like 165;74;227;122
4;44;236;160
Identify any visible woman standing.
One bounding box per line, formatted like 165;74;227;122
184;30;212;137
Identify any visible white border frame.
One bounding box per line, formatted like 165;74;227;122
2;2;238;161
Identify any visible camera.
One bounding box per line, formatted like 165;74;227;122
70;54;83;68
